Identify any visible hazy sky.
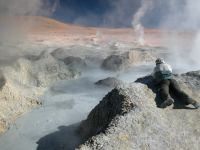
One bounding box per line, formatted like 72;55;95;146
51;0;169;28
0;0;199;29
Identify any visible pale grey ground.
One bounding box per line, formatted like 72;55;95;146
0;38;199;150
0;69;151;150
0;41;154;150
78;76;200;150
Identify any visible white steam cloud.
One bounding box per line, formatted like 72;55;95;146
132;0;200;72
132;0;153;46
0;0;59;42
161;0;200;72
0;0;59;65
0;0;43;16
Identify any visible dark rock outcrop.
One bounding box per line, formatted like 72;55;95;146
0;72;6;90
51;48;87;69
101;50;156;71
50;48;66;60
24;50;48;61
19;51;81;87
95;77;124;87
124;50;155;65
62;56;86;69
101;55;128;71
78;88;136;141
173;71;200;102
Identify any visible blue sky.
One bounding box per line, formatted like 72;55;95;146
50;0;150;27
0;0;198;29
52;0;113;26
49;0;173;28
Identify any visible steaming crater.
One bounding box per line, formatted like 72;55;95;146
0;16;199;150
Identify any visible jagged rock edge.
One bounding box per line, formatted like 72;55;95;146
77;87;137;146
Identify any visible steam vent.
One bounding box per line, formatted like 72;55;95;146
1;0;200;149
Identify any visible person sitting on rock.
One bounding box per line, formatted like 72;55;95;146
152;58;200;109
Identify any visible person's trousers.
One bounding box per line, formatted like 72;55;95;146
158;79;196;104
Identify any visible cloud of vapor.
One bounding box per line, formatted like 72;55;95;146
64;0;200;71
0;0;59;65
130;0;200;72
0;0;42;16
0;0;58;40
132;0;153;46
160;0;200;30
62;0;141;28
102;0;140;27
159;0;200;72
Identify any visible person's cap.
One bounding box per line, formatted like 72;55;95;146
155;58;165;64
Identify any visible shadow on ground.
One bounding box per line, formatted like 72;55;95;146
135;76;195;109
36;123;81;150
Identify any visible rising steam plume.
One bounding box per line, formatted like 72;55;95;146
131;0;200;72
0;0;59;65
0;0;58;41
132;0;153;46
161;0;200;71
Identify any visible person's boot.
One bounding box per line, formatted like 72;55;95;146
192;101;200;109
160;98;174;108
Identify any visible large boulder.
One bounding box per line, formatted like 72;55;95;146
101;50;157;71
51;48;87;69
50;48;67;60
124;50;156;65
95;77;124;87
0;50;81;133
24;50;48;61
0;73;40;133
0;72;6;90
78;87;136;141
10;50;81;87
101;55;128;71
62;56;86;69
77;71;200;150
175;70;200;93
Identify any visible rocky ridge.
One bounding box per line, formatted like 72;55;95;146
77;71;200;150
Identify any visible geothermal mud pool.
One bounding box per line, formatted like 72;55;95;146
0;71;151;150
0;41;153;150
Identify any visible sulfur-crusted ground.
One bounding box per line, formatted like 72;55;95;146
78;71;200;150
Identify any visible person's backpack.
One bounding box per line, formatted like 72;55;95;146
155;70;172;81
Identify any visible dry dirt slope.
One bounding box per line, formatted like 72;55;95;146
24;16;196;47
77;71;200;150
